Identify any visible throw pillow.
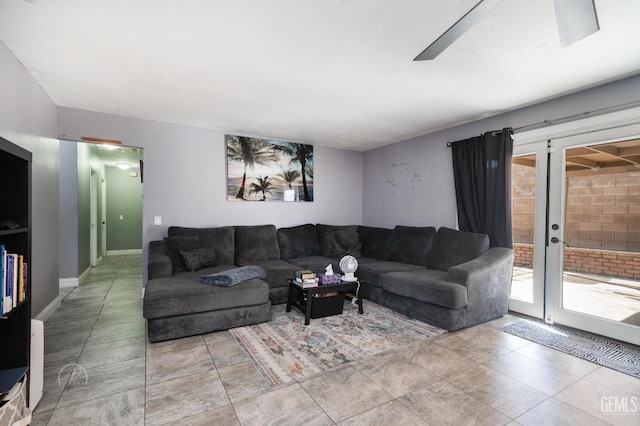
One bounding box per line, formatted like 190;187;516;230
164;236;200;273
181;246;217;272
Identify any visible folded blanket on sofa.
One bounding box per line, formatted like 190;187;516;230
201;265;267;287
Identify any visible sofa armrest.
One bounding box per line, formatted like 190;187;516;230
148;240;173;279
446;247;514;327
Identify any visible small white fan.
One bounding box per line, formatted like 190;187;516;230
339;255;358;282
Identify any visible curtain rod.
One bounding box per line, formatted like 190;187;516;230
446;99;640;147
446;128;513;147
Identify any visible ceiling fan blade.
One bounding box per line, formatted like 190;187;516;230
414;0;503;61
555;0;599;47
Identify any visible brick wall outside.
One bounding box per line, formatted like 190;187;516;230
512;164;640;280
514;243;640;280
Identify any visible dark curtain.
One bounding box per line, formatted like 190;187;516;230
451;128;513;248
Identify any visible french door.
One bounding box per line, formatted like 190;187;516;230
510;108;640;345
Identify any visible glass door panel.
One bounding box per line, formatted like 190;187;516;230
510;142;547;318
549;133;640;345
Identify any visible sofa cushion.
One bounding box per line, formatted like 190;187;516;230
328;230;362;257
168;226;235;265
358;226;394;260
427;227;490;272
388;226;436;266
235;225;280;264
316;224;359;257
164;236;201;273
143;265;270;319
286;256;342;276
181;246;217;272
237;259;298;290
383;269;467;309
277;224;321;260
357;261;425;287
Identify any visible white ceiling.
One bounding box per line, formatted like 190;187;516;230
1;0;639;151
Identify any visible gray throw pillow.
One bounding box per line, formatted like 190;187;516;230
181;246;217;272
164;236;201;273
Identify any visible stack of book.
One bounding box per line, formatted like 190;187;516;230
293;270;319;288
1;245;28;316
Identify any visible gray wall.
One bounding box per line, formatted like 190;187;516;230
57;110;364;282
59;140;79;278
105;166;143;251
0;42;59;317
77;142;91;273
363;74;640;229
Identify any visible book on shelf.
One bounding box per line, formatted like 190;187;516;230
0;244;4;315
0;246;27;315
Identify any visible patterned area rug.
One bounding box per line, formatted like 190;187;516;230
231;301;446;386
503;320;640;378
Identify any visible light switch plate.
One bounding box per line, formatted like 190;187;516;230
154;216;162;225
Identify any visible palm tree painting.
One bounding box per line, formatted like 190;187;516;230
226;135;313;201
249;175;275;201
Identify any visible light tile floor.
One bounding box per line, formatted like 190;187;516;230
31;255;640;425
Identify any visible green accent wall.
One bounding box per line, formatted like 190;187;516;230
106;166;143;250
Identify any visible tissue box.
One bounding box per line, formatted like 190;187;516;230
318;274;342;284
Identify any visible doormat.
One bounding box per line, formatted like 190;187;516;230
502;320;640;379
231;301;446;386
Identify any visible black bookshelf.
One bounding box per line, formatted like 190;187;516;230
0;136;32;400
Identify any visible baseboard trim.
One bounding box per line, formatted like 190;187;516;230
107;249;142;255
79;266;91;283
34;295;61;322
59;278;79;288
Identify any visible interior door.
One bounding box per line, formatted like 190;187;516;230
547;126;640;345
510;141;548;319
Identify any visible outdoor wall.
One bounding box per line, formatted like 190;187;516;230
105;166;143;251
513;163;640;279
566;171;640;251
0;42;60;318
57;108;364;283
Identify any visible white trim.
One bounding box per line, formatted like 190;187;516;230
59;278;78;288
513;105;640;146
34;295;61;322
107;249;142;256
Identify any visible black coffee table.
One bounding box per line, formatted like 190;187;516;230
285;279;364;325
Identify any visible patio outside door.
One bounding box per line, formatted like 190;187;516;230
510;107;640;346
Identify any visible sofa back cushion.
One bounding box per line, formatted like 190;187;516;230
277;224;321;260
388;226;436;266
316;224;359;257
168;226;235;265
358;226;393;260
426;227;490;272
235;225;280;264
163;236;201;273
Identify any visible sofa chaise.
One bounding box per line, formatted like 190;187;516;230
143;223;514;342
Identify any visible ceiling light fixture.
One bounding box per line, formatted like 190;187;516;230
116;162;131;170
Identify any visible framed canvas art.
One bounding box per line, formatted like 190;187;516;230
226;135;314;202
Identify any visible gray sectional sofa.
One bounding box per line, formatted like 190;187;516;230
143;223;514;342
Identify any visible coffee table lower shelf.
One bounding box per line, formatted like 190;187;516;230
285;280;364;325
